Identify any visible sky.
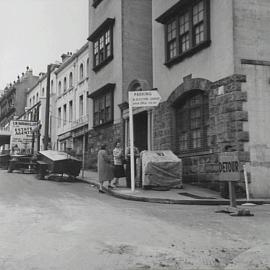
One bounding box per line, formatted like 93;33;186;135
0;0;88;90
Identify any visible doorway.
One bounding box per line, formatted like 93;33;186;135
133;111;148;152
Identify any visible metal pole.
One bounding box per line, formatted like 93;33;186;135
243;165;250;201
44;64;51;150
129;105;135;192
229;181;237;208
82;133;85;179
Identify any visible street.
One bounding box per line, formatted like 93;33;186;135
0;170;270;270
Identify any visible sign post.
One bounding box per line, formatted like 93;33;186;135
128;90;161;192
219;152;240;208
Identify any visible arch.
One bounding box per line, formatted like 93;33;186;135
167;77;212;106
127;79;151;92
79;63;84;80
69;72;73;88
86;58;89;76
63;77;67;92
58;81;62;95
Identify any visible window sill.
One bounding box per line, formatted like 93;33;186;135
165;40;211;68
93;120;113;129
93;55;113;73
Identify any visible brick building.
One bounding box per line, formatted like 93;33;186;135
152;0;270;197
86;0;153;168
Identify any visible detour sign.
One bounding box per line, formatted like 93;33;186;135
218;152;241;181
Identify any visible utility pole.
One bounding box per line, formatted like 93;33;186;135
44;64;51;150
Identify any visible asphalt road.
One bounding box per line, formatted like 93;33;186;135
0;169;270;270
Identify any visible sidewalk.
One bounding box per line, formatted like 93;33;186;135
78;170;270;205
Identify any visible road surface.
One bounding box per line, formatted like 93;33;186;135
0;169;269;270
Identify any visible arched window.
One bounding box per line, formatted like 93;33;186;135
42;88;45;96
58;81;62;95
175;91;209;153
63;77;67;92
51;80;54;93
79;63;84;80
33;96;35;105
36;92;39;101
69;72;73;88
86;58;89;77
29;98;32;107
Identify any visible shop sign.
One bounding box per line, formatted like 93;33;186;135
218;152;241;181
58;132;72;141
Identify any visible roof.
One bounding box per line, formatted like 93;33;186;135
54;43;89;75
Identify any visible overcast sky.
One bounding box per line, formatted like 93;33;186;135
0;0;88;89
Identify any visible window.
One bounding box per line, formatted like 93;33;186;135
92;0;103;8
63;104;67;125
36;93;39;101
29;98;32;107
175;91;209;153
86;58;89;77
79;64;84;81
79;95;84;116
51;80;54;93
88;83;115;127
93;92;113;127
58;107;61;128
156;0;210;66
69;100;73;122
69;72;73;88
63;77;67;92
33;96;35;105
42;88;45;96
58;81;62;96
88;18;115;71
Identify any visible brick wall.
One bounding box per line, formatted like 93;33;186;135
153;74;250;187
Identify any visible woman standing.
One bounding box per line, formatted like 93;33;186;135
97;144;113;193
112;141;125;187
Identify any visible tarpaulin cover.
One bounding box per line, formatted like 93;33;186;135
38;150;82;177
141;150;182;188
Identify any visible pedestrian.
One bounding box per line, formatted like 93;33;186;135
112;141;125;187
125;143;140;188
97;144;113;193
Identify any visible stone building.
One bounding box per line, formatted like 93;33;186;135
87;0;152;167
55;43;89;161
152;0;270;197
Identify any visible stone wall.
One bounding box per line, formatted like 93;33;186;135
86;123;122;169
153;74;250;188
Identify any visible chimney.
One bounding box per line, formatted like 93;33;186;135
25;66;33;77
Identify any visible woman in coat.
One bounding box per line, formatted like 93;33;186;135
97;144;113;193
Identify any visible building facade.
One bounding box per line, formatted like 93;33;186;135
55;44;89;161
20;64;59;152
0;67;38;128
0;67;38;150
87;0;152;168
152;0;270;197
